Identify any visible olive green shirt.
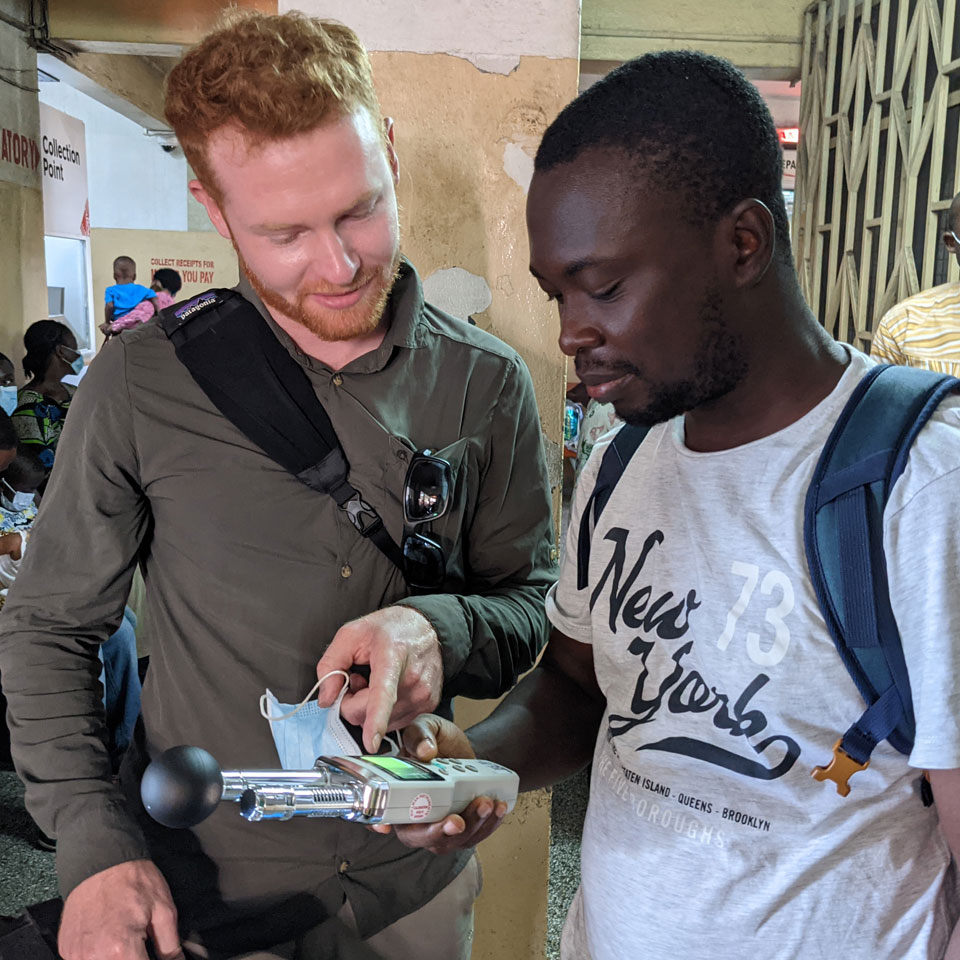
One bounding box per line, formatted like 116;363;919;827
0;262;554;946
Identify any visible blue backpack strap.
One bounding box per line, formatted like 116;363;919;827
806;364;960;795
576;425;649;589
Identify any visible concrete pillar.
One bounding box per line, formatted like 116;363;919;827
0;2;46;373
276;5;580;956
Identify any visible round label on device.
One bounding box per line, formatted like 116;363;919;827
409;793;432;821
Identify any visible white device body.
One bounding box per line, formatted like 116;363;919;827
225;754;519;825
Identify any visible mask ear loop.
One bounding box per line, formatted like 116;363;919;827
259;669;402;755
260;670;350;722
746;197;777;285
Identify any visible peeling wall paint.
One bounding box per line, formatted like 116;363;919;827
466;52;521;75
502;140;534;193
423;266;493;320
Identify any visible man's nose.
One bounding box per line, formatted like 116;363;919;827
558;312;603;357
311;231;361;287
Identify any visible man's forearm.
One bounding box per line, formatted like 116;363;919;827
465;658;604;792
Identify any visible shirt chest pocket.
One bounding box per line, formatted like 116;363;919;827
381;435;475;588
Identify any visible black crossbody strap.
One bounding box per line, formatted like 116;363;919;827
159;289;403;570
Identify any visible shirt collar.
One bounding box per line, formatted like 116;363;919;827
233;259;424;376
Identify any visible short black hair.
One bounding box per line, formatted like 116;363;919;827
535;51;792;264
153;268;182;296
113;255;136;277
0;411;16;451
3;448;45;490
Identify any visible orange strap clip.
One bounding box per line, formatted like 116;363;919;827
811;738;869;797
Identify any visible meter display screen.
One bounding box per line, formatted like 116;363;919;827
363;756;444;782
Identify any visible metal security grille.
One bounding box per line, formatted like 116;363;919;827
794;0;960;347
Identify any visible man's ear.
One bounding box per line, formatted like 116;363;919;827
727;198;777;288
383;117;400;186
189;180;231;240
944;230;958;254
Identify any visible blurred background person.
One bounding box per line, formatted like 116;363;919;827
872;190;960;375
0;353;17;416
12;320;82;478
0;444;141;785
0;448;44;604
103;267;182;336
100;256;155;336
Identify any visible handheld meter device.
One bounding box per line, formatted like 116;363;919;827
141;746;519;829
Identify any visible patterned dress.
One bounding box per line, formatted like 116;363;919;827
11;386;75;472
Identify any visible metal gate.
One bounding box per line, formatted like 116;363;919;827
794;0;960;346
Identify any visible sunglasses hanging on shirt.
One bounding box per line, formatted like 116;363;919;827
401;450;452;591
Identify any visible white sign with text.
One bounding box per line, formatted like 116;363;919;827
40;103;89;238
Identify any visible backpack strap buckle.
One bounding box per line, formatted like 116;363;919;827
811;738;869;797
340;491;382;537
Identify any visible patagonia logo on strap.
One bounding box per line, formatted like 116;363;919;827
174;292;222;323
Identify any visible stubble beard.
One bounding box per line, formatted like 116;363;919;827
239;249;402;342
618;284;749;428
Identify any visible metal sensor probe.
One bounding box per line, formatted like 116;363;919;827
141;745;519;828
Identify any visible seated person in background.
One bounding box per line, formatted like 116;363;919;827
12;320;81;477
0;352;17;416
0;446;43;586
104;267;183;334
100;256;156;335
0;445;141;768
872;190;960;375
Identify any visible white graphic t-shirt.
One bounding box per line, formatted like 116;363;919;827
547;349;960;960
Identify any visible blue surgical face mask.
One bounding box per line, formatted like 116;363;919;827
260;671;398;769
0;385;17;416
60;345;84;377
0;480;34;514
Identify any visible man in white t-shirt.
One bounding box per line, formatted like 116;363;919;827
375;51;960;960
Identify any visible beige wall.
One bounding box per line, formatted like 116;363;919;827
373;51;571;446
0;181;46;375
0;8;47;379
368;49;576;960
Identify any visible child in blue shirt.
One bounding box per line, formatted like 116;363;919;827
102;255;156;333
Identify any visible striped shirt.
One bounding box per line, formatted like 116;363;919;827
871;280;960;375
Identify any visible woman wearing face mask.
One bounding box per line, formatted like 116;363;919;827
12;320;83;477
0;353;18;418
0;448;44;587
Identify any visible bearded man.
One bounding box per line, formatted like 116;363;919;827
0;12;554;960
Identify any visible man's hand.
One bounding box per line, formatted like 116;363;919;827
369;714;509;854
59;859;184;960
315;606;443;752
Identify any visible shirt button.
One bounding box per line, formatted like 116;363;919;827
395;448;409;462
340;563;352;579
332;374;343;386
339;859;350;874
